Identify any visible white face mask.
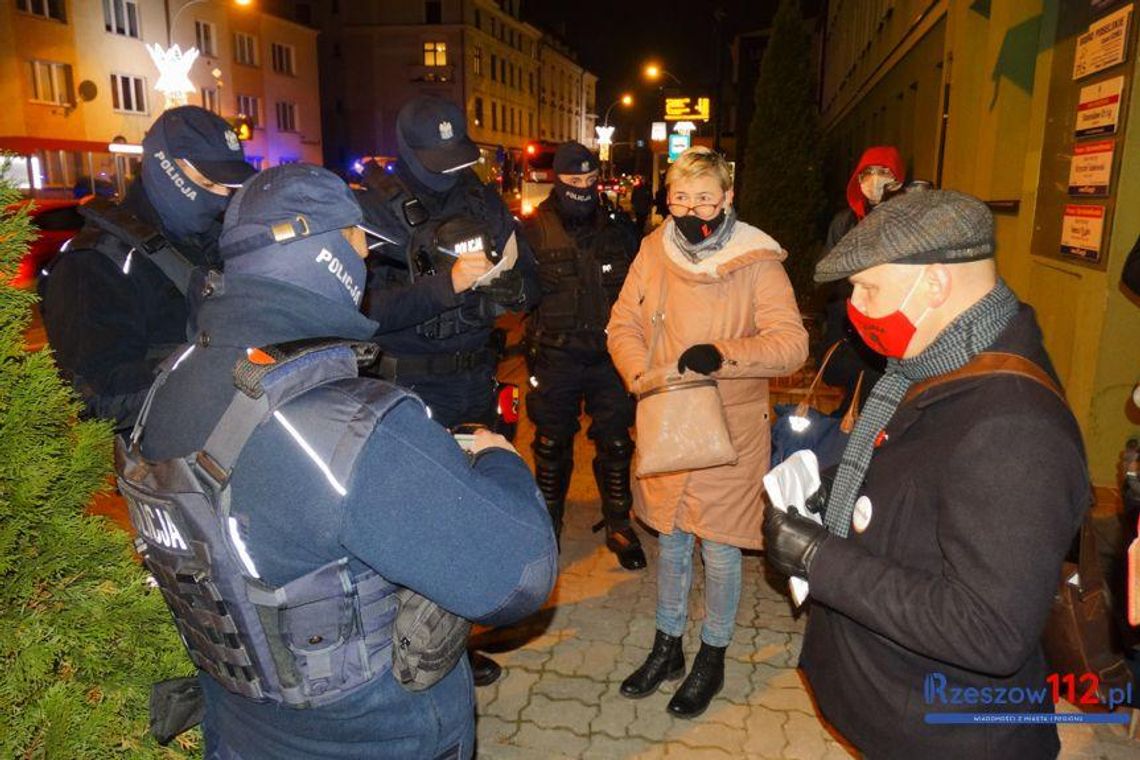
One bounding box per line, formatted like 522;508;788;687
861;175;896;205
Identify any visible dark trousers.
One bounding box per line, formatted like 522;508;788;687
398;364;497;430
526;344;633;443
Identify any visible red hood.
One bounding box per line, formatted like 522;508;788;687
846;145;905;220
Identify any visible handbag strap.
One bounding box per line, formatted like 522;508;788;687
794;340;844;417
839;371;865;434
644;268;670;373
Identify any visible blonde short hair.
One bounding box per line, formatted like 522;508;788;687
666;146;732;192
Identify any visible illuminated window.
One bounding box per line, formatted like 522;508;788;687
236;94;261;127
104;0;139;37
473;46;482;76
234;32;259;66
275;101;297;132
474;97;484;127
423;41;446;67
195;20;216;56
29;60;72;105
17;0;65;22
201;87;220;114
110;73;147;114
271;42;295;75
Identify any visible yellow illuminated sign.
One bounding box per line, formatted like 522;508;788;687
664;97;710;122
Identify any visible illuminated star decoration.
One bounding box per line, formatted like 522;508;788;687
147;43;200;109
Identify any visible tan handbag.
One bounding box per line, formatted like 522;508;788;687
633;273;737;478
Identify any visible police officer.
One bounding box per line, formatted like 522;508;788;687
355;95;541;686
356;95;541;428
41;106;254;430
522;142;646;570
130;164;557;759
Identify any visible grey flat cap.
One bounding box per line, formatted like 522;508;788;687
815;189;994;282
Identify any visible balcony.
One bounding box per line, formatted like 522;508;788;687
407;64;457;83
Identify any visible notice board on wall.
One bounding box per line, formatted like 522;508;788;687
1031;2;1137;268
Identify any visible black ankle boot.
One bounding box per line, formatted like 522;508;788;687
666;642;725;718
620;630;685;698
605;523;647;570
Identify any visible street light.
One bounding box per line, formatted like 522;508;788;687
643;63;683;87
167;0;253;45
602;93;634;127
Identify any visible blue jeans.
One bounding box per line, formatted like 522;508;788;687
655;529;742;648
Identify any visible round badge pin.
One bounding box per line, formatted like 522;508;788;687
852;495;873;533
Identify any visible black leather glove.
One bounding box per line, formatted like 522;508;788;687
477;269;525;307
763;507;830;579
677;344;723;375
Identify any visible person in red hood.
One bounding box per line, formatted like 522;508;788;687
826;146;906;252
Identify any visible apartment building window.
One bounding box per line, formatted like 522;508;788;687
490;17;496;37
474;97;484;127
509;107;515;135
103;0;139;37
528;71;534;95
271;42;295;75
423;41;447;67
499;58;506;82
234;32;258;66
491;102;498;132
236;94;261;127
473;46;482;76
201;87;220;114
195;20;216;56
425;0;441;24
490;54;497;82
275;101;297;132
110;73;147;113
17;0;65;22
528;111;533;137
28;60;72;105
474;8;481;29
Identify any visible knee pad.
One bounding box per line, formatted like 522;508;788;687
533;432;571;463
596;436;634;464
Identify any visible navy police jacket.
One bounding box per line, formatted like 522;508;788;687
140;274;557;759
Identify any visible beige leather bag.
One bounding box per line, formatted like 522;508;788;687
634;273;737;477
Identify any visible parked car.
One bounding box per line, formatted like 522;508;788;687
7;198;85;288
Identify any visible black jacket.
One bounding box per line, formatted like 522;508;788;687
40;182;216;429
358;167;540;358
800;304;1089;759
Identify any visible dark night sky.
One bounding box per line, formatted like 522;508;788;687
520;0;790;127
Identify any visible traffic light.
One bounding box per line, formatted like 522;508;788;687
227;114;253;141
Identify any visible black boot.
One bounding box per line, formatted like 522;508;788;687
594;437;646;570
468;650;502;687
620;630;685;698
666;642;726;718
533;433;573;548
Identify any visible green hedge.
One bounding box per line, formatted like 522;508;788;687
0;172;195;758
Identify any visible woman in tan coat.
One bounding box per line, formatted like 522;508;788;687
607;147;808;718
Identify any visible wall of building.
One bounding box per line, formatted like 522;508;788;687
821;0;1139;491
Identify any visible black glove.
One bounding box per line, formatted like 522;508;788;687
478;269;525;307
677;344;723;375
763;507;830;579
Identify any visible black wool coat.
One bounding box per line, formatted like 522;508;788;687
800;304;1089;760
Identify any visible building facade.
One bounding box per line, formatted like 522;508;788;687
304;0;596;178
538;37;597;148
820;0;1140;504
0;0;321;197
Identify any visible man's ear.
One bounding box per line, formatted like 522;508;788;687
926;263;952;308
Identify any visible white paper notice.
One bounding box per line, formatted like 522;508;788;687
1073;4;1133;80
473;231;519;289
1075;76;1124;137
763;450;823;607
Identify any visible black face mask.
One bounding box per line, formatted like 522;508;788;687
553;181;598;219
674;209;726;245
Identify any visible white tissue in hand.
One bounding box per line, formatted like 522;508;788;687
763;450;823;607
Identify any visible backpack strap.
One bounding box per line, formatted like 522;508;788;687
902;351;1064;406
81;198;196;294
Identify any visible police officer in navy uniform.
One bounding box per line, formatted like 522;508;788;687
42;106;254;430
355;96;542;686
133;164;557;759
356;96;541;428
522;142;646;570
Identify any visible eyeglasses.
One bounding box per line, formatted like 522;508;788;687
668;199;724;220
859;166;896;180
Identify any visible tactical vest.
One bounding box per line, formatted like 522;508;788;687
362;171;500;340
117;340;467;707
530;206;633;338
68;197;197;295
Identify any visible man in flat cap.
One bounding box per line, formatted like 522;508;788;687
763;189;1089;757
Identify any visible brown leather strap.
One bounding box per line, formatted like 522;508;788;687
902;351;1065;406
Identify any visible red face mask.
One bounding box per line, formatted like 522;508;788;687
846;268;929;359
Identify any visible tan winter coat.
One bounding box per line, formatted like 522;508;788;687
607;219;808;549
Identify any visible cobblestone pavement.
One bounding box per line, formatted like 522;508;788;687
473;355;1138;759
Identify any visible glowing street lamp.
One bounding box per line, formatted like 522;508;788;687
602;93;634;127
643;62;683;87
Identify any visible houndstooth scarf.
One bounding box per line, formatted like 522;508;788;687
670;207;738;263
824;278;1020;537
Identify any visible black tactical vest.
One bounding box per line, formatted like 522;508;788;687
528;205;634;338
